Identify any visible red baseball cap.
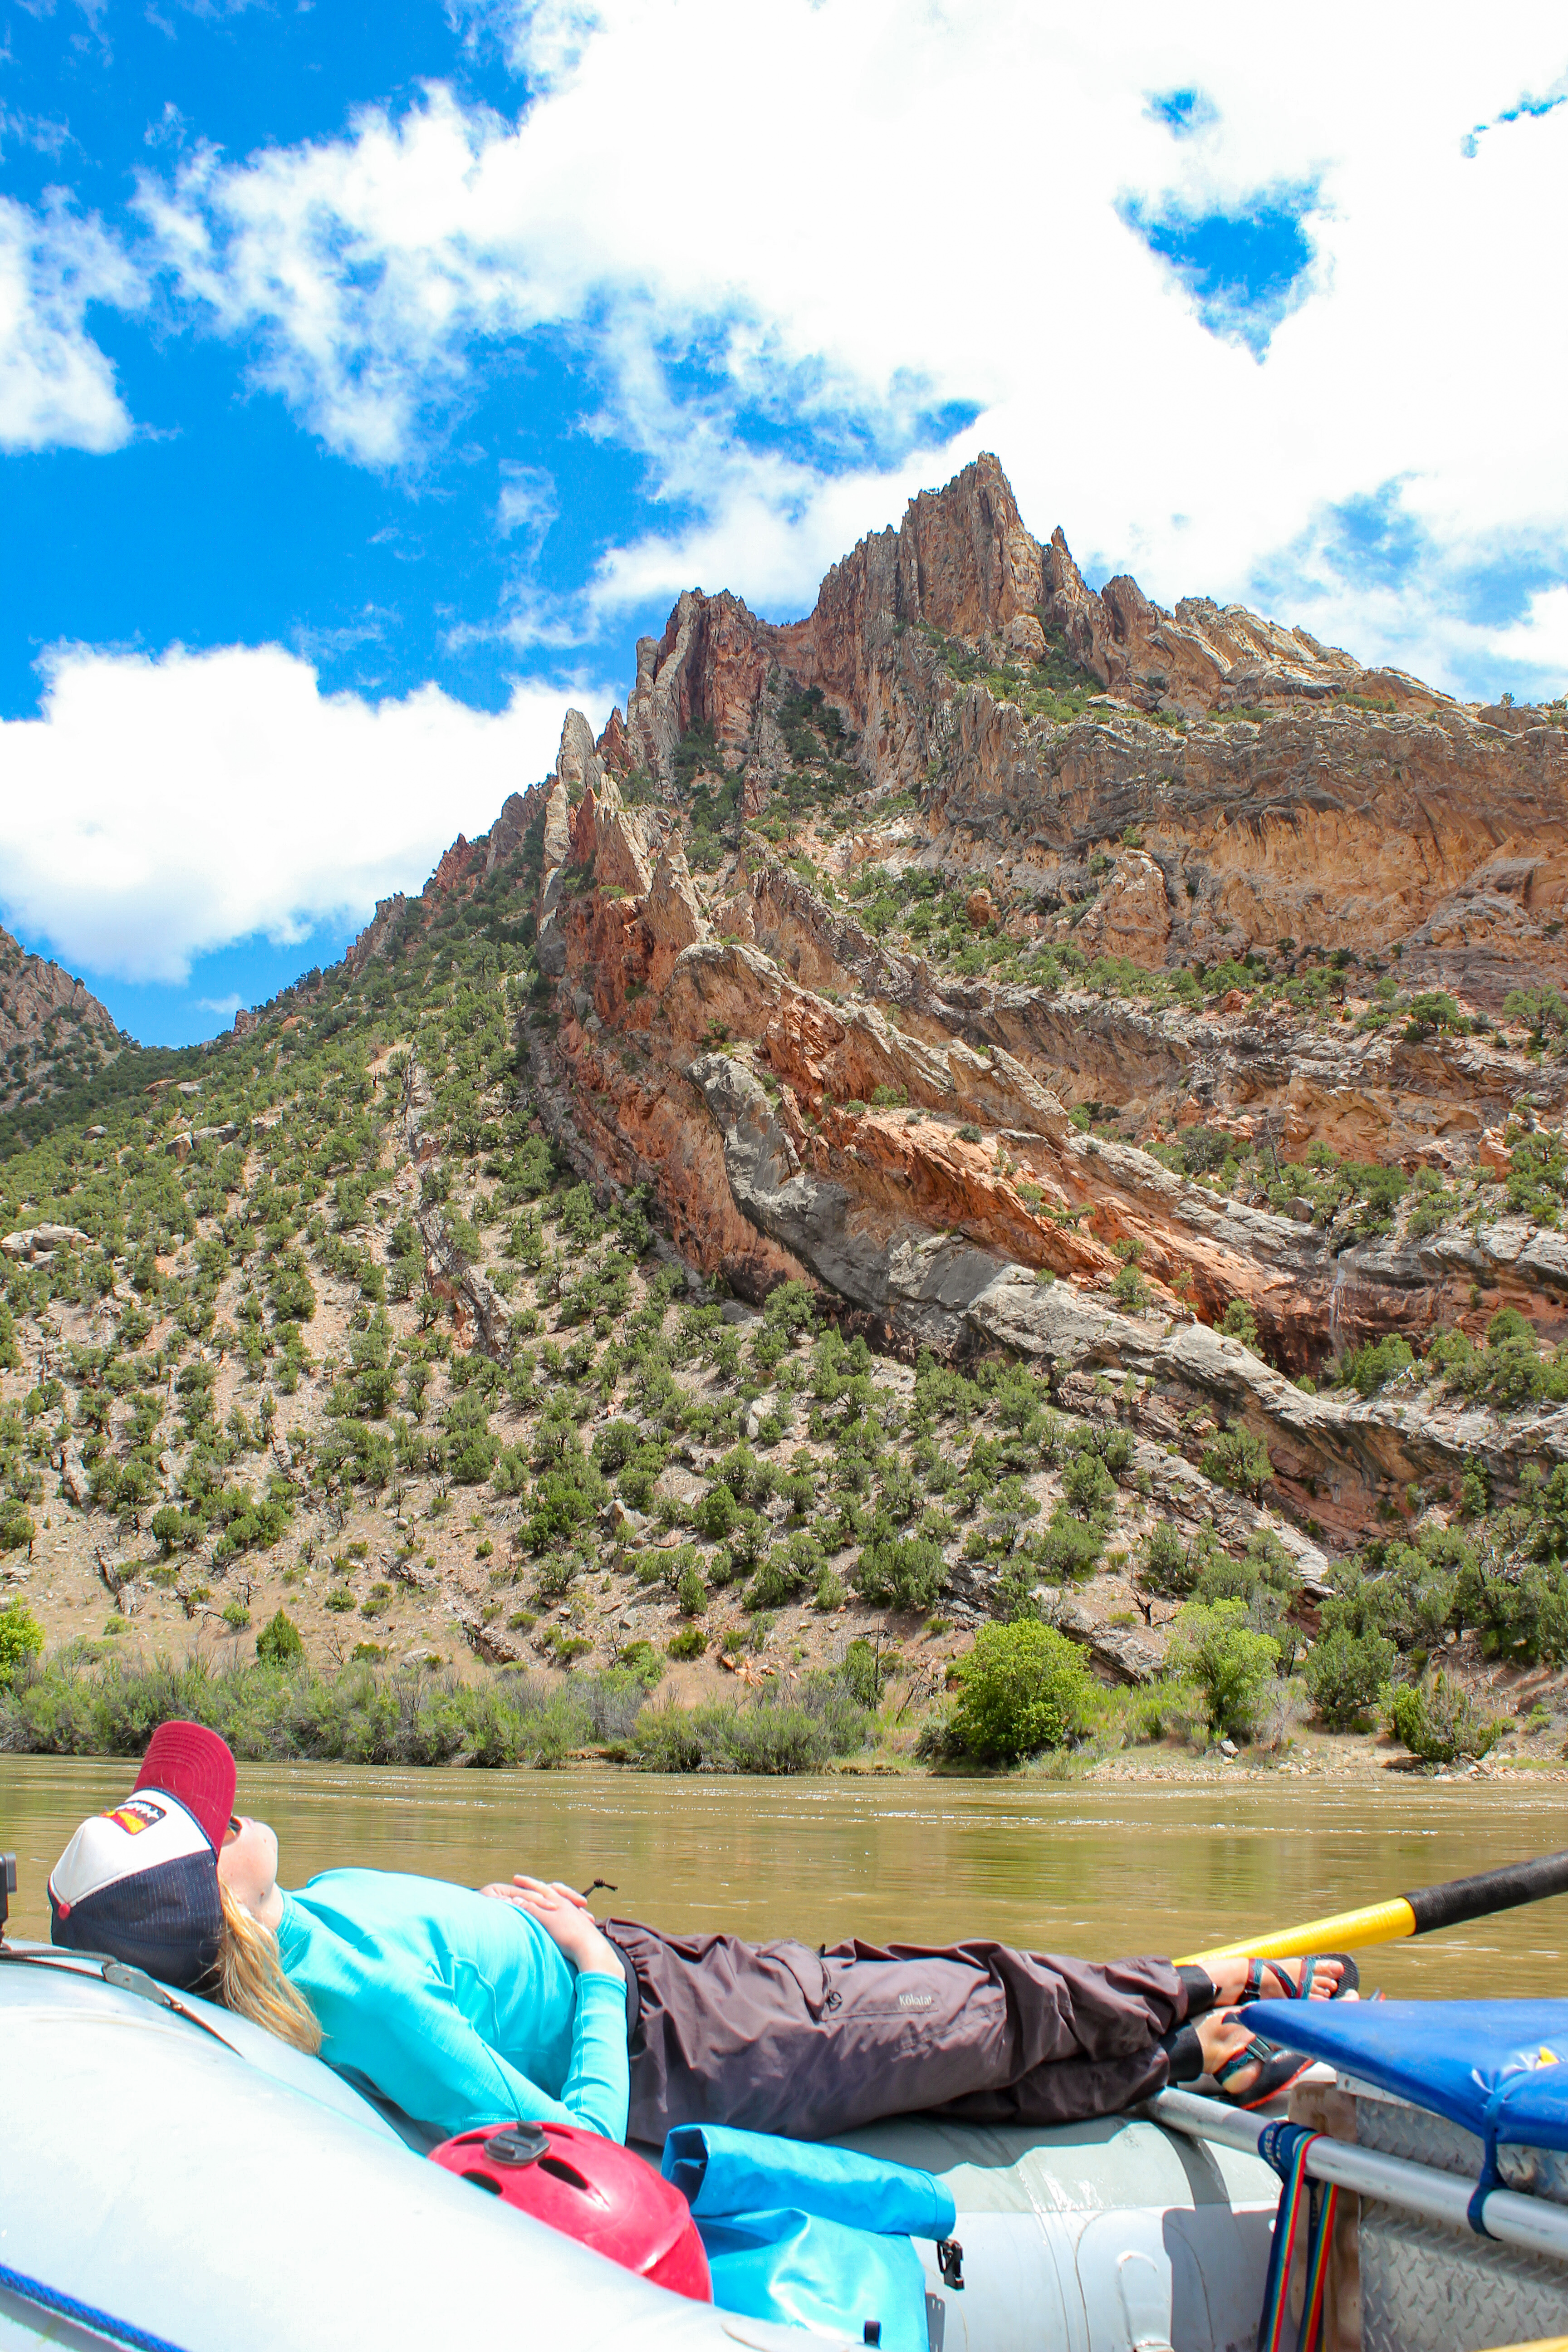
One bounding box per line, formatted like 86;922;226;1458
133;1720;237;1855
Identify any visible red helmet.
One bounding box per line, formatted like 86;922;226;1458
430;2121;711;2303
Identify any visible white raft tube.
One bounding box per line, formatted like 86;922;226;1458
0;1949;831;2352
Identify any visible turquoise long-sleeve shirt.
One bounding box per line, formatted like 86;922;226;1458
274;1869;630;2143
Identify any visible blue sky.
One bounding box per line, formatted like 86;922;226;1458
2;2;1566;1045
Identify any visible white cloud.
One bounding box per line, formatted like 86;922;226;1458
133;0;1568;693
446;0;600;88
0;194;143;452
0;642;610;985
1486;586;1568;681
495;458;556;545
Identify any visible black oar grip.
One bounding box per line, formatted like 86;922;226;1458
1405;1849;1568;1936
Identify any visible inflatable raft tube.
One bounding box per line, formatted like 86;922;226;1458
0;1945;1276;2352
839;2114;1276;2352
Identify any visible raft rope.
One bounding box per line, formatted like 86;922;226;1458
1255;2122;1341;2352
0;2258;195;2352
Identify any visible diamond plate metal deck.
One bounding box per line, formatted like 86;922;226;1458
1320;2075;1568;2352
1360;2201;1568;2352
1343;2070;1568;2207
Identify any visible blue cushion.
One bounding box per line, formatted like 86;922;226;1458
1240;1999;1568;2151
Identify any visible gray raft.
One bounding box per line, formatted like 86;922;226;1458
0;1943;1279;2352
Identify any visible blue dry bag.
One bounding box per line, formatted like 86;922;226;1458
662;2124;957;2352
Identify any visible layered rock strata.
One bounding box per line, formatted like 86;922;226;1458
367;458;1568;1553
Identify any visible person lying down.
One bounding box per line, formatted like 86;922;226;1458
49;1720;1354;2145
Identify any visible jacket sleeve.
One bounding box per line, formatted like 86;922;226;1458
307;1947;630;2142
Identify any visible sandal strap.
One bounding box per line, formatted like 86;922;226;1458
1214;2031;1278;2089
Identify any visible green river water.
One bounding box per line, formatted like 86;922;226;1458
3;1755;1566;1993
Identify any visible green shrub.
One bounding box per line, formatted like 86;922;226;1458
1200;1425;1272;1500
630;1700;704;1770
1034;1507;1105;1581
1454;1556;1568;1666
613;1642;665;1691
1062;1449;1116;1515
1219;1299;1260;1352
1137;1518;1197;1597
525;1458;605;1553
0;1499;35;1555
850;1533;947;1613
1165;1601;1279;1738
255;1608;305;1667
631;1675;870;1773
1335;1334;1414;1398
1173;1126;1232;1176
1305;1626;1393;1729
666;1625;707;1661
693;1483;739;1541
1506;1132;1568;1226
0;1596;44;1685
1504;985;1568;1049
268;1257;317;1323
839;1637;883;1708
947;1621;1097;1763
809;1568;844;1625
1111;1265;1149;1312
324;1586;356;1614
676;1566;707;1618
151;1504;197;1555
1388;1674;1505;1764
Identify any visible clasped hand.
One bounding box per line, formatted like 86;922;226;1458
480;1874;623;1979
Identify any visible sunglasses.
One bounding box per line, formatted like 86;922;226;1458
222;1817;243;1847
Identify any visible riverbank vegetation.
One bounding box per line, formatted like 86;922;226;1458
0;1600;1521;1777
0;1643;877;1775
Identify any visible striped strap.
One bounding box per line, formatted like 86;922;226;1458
1255;2126;1316;2352
1296;2180;1341;2352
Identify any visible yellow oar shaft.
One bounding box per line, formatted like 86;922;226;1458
1177;1897;1417;1968
1176;1847;1568;1969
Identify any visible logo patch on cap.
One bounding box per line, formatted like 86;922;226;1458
51;1789;222;1990
105;1797;167;1837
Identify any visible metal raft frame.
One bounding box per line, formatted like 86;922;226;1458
1150;2088;1568;2264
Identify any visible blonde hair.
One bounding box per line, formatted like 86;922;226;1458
214;1881;322;2056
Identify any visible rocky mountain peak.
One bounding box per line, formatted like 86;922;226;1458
0;925;126;1123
